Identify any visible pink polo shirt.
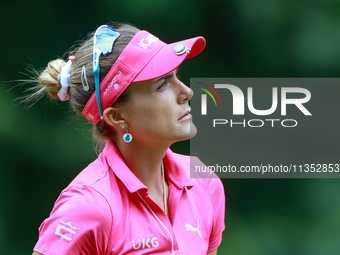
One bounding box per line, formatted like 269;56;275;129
33;140;225;255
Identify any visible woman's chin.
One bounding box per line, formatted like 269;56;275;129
189;123;198;139
178;122;197;141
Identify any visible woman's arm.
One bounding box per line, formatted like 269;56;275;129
207;249;218;255
32;252;43;255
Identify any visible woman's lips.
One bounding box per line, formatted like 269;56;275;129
178;109;191;121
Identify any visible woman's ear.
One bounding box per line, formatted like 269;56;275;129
103;107;126;130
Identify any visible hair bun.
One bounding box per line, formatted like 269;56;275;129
38;59;66;98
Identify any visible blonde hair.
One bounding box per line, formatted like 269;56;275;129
27;23;140;147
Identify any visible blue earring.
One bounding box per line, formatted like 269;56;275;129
122;124;132;143
123;132;132;143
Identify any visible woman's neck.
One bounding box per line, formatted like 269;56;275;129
116;139;169;193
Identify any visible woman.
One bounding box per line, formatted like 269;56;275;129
31;23;225;255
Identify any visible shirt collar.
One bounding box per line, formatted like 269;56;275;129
103;140;147;193
102;140;193;193
163;149;193;190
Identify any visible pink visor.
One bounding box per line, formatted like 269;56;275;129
82;30;206;124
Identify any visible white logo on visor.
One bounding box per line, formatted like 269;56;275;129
86;113;94;120
138;35;159;49
104;71;122;95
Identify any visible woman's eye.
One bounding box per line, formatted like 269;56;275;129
157;80;168;90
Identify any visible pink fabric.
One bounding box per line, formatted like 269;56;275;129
82;30;206;124
33;140;225;255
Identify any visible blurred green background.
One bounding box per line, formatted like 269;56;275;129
1;0;340;254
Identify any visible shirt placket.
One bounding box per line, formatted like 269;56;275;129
137;188;182;255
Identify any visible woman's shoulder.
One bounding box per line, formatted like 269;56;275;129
34;171;115;255
52;154;122;219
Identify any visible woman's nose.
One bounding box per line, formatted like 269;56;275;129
177;80;193;103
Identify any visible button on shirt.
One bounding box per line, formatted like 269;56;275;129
33;140;225;255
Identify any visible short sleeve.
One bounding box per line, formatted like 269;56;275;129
33;186;113;255
207;177;226;252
